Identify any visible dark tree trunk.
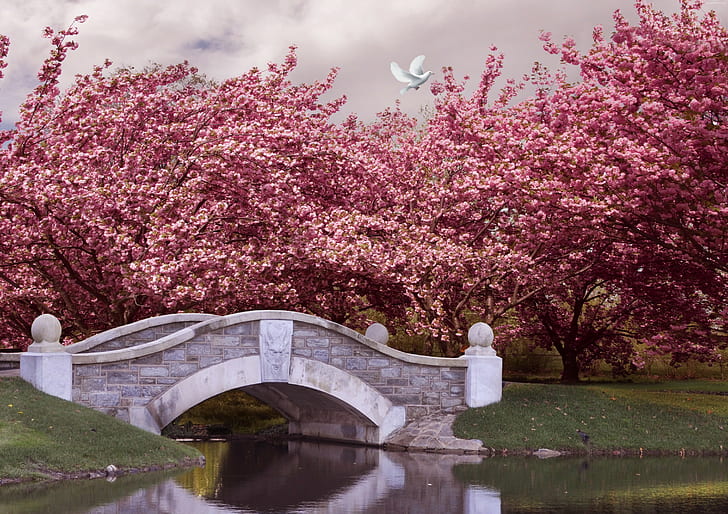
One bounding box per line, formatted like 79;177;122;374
560;351;581;383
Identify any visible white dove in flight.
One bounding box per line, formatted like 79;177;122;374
390;55;433;94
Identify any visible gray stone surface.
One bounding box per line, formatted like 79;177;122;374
260;319;293;382
468;322;494;348
21;351;72;400
365;323;389;344
29;314;64;352
384;414;483;454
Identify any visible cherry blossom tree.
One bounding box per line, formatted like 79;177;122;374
358;0;727;365
538;1;726;290
513;241;723;382
510;0;727;379
305;55;605;357
0;18;385;347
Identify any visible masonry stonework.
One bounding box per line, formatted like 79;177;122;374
72;317;468;423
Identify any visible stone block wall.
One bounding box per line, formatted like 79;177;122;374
72;321;259;421
0;358;19;370
291;322;467;420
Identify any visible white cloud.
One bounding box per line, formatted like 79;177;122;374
1;0;726;127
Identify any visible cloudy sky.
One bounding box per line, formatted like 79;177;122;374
1;0;727;128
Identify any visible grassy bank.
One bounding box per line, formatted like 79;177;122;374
0;377;201;484
453;380;728;455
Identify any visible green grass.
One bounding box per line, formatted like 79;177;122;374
0;377;201;483
167;389;286;435
453;380;728;454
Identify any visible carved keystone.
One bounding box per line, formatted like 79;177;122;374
260;320;293;382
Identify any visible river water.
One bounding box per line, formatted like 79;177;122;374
1;440;726;513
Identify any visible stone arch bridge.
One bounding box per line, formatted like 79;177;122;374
2;310;502;446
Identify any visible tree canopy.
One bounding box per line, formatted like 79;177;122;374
1;2;725;381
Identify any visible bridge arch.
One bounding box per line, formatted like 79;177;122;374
132;355;405;445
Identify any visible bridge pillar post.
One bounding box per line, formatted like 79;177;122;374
463;322;502;407
20;314;72;401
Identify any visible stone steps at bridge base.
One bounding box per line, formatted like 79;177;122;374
383;414;483;454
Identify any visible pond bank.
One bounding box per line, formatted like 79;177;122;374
453;381;728;456
3;377;726;488
0;377;202;486
0;456;204;487
169;412;727;459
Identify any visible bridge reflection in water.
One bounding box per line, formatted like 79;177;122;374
174;440;496;513
100;443;728;513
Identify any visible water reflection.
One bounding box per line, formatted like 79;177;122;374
0;441;726;513
177;440;486;513
180;440;390;512
0;470;179;514
454;456;728;513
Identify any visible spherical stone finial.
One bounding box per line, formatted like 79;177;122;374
466;322;496;356
468;322;493;347
365;323;389;345
31;314;62;344
28;314;64;352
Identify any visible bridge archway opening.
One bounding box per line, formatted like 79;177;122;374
161;388;286;437
133;356;405;445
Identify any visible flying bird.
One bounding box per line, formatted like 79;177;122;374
390;55;433;94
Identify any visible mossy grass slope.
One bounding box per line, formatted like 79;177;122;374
453;380;728;454
0;377;200;483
